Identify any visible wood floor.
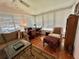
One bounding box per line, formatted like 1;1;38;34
31;36;74;59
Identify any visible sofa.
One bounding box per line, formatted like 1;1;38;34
0;30;21;59
0;30;24;45
0;30;31;59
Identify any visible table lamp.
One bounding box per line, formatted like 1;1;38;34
20;19;27;31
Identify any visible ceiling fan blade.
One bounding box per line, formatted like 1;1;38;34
19;0;30;7
12;0;16;2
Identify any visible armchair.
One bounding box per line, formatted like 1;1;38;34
48;27;62;38
27;27;36;39
43;27;63;49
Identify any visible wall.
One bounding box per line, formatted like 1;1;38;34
74;19;79;59
55;8;72;29
73;0;79;59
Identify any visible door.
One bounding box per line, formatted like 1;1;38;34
64;14;78;55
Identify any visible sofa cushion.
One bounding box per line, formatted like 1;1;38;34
2;31;18;42
0;34;5;44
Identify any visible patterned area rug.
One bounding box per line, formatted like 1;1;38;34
31;45;56;59
20;45;56;59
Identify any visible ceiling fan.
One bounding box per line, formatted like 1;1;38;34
12;0;30;7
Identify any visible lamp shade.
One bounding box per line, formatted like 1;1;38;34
20;19;27;27
20;19;27;31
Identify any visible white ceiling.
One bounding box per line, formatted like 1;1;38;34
0;0;75;15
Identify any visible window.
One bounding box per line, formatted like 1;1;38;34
0;15;16;33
